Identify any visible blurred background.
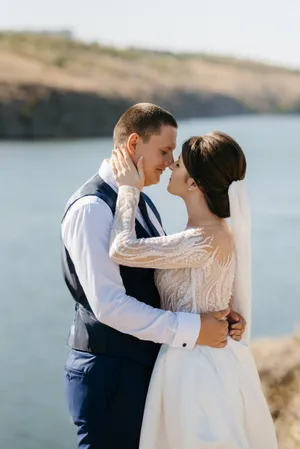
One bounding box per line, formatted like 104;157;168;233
0;1;299;448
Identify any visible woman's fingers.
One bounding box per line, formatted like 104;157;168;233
112;147;144;190
137;156;145;183
112;149;122;173
120;146;135;170
117;147;129;172
111;156;117;175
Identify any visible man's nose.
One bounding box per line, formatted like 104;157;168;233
166;154;174;167
169;161;175;171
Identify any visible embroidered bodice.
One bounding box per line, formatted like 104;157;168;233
110;186;236;313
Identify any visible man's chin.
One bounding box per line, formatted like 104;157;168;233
144;178;155;187
143;170;164;186
145;175;160;186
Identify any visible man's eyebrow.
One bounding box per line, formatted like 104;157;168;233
162;146;175;151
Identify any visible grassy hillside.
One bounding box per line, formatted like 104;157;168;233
252;333;300;449
1;32;299;138
1;31;300;112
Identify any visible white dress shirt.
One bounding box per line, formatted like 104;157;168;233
61;159;201;349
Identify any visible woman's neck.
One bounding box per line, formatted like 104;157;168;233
184;193;223;228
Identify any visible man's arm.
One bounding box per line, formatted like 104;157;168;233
62;195;201;349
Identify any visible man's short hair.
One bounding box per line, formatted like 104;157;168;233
113;103;178;146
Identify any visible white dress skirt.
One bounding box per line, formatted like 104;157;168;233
109;186;278;449
139;339;278;449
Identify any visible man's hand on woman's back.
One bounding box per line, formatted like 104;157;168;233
196;308;247;348
197;309;230;348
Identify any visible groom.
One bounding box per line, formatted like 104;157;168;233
62;103;246;449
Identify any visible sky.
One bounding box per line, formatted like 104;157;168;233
1;0;300;68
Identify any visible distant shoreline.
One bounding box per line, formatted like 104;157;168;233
0;32;299;139
0;83;256;139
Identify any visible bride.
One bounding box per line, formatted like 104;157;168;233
109;131;278;449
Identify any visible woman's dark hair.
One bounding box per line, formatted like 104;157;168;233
181;131;247;218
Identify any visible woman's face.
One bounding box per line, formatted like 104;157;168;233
167;154;191;197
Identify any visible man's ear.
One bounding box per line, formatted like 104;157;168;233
127;133;139;157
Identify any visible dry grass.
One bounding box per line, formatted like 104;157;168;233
252;333;300;449
1;32;300;111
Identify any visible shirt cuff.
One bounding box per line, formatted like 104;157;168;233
171;312;201;350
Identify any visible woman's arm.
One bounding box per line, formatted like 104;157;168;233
109;186;213;269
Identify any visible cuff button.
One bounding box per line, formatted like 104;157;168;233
182;343;187;347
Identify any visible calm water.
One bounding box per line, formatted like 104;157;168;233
1;115;299;448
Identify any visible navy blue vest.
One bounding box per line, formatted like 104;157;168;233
62;174;162;367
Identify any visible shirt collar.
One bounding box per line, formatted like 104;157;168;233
98;159;118;193
99;158;164;236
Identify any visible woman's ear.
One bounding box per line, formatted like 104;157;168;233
187;178;198;191
127;133;139;157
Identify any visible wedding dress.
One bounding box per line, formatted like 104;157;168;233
110;186;278;449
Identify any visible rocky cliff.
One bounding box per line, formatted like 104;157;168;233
0;83;253;139
0;32;299;139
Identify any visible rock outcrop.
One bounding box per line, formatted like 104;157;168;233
0;32;299;139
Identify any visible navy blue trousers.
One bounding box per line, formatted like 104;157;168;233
64;350;153;449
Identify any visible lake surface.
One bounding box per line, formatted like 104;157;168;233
0;115;299;448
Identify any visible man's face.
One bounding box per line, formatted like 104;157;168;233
134;125;177;186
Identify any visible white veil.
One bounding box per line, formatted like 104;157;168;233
228;181;252;345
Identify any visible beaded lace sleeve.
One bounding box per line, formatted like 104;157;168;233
109;186;230;270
